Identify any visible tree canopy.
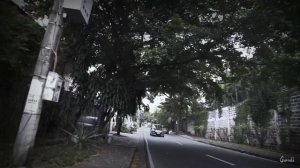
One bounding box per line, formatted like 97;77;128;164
16;0;300;134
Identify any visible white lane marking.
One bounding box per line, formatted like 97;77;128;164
206;154;236;166
204;143;278;163
180;135;278;164
143;129;155;168
175;141;183;146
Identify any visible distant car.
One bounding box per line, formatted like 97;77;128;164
150;124;164;137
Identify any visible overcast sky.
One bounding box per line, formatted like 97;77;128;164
143;95;167;113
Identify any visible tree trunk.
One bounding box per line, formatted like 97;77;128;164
116;113;123;135
235;83;239;103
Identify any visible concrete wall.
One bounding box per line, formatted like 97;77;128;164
205;106;236;141
287;91;300;149
186;120;195;135
111;116;134;130
202;91;300;150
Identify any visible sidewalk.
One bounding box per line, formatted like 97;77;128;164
68;132;139;168
179;133;300;165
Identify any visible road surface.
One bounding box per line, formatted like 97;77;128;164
141;127;299;168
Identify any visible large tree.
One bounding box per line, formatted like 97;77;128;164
226;0;300;87
63;0;246;135
21;0;299;136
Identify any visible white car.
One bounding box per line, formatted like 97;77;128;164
150;124;164;137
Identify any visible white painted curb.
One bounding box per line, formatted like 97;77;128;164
142;128;155;168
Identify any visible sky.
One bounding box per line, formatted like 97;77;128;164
142;95;167;113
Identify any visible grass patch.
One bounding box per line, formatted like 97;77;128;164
29;143;97;168
0;141;98;168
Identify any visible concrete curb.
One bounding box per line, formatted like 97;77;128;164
128;148;138;168
143;130;154;168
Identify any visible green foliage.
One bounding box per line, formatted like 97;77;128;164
61;125;101;150
244;97;273;123
0;142;96;168
152;109;170;126
229;0;300;87
189;100;208;137
234;96;272;147
276;89;293;149
234;102;251;144
280;127;290;149
247;98;272;128
229;58;283;146
155;95;208;135
119;123;137;134
29;144;96;168
20;0;300;144
190;100;208;126
233;101;250;144
24;0;53;19
0;1;43;143
191;111;208;127
276;88;292;120
157;94;193;132
193;125;207;137
64;0;250;123
0;2;43;73
233;123;251;144
235;102;250;124
139;111;153;123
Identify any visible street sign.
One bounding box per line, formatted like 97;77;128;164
24;78;43;114
63;0;93;24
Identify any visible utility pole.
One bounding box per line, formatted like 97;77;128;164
13;0;64;165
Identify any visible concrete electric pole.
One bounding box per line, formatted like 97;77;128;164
13;0;64;165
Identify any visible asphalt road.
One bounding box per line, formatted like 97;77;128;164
142;127;299;168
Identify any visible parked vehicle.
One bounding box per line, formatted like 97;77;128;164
67;116;100;144
77;116;98;127
150;124;164;137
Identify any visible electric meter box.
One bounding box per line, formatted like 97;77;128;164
42;72;63;102
63;0;93;24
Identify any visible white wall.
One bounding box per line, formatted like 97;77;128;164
187;120;195;135
206;106;236;141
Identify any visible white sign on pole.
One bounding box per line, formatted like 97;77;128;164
63;0;93;24
24;78;44;114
